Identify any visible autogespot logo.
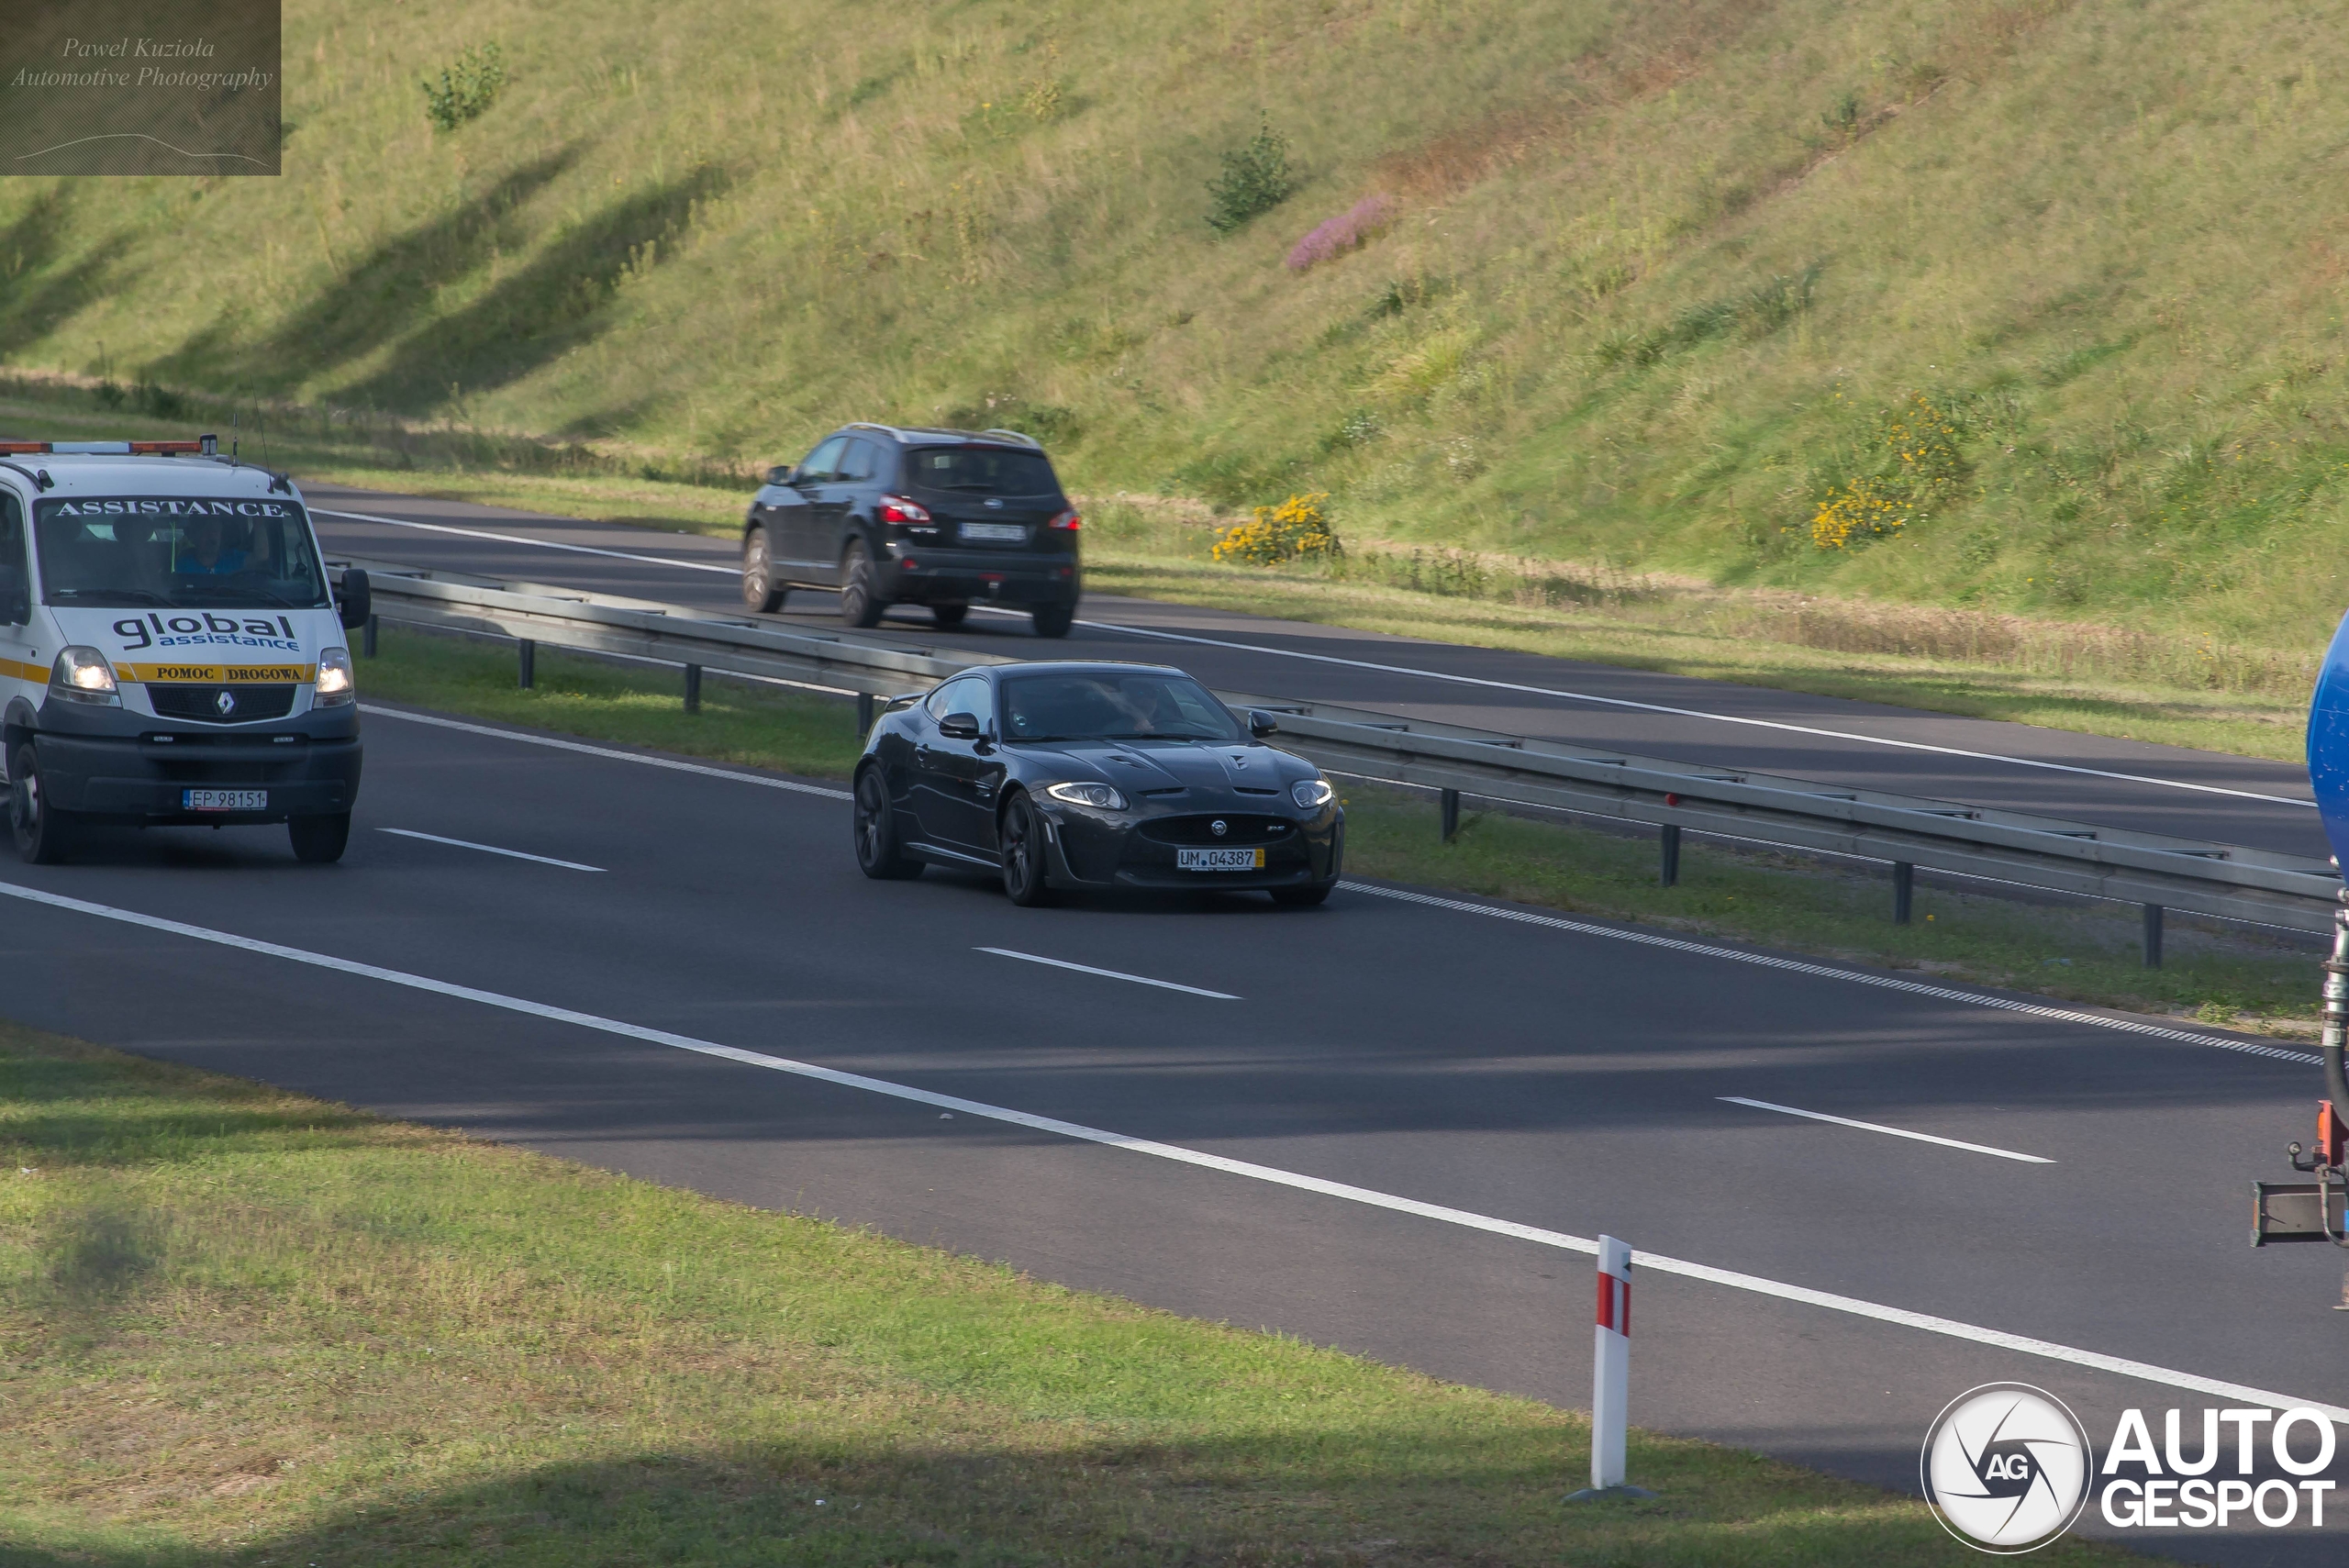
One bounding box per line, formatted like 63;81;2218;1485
1922;1384;2093;1553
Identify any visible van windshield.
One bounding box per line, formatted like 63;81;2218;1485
32;496;331;609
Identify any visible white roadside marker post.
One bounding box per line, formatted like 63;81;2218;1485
1566;1234;1657;1502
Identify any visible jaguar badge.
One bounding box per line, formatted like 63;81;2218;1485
1211;819;1228;837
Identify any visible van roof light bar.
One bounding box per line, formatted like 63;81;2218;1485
0;437;215;456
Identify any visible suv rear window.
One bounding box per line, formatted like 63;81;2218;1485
904;446;1059;498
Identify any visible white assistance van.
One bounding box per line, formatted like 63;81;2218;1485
0;438;371;865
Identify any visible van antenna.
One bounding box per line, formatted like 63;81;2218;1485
230;411;239;466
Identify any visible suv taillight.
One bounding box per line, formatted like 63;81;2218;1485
879;495;934;528
1047;508;1082;530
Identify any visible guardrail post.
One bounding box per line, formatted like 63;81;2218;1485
2143;904;2164;968
1893;862;1914;925
361;614;377;659
517;639;535;690
1658;824;1680;888
857;692;875;736
1441;788;1461;843
684;662;703;715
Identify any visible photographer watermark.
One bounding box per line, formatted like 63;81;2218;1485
1923;1384;2342;1551
2;1;280;175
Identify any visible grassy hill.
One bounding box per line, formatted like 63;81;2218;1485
5;0;2347;652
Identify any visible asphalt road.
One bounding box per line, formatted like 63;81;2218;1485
302;482;2329;860
6;702;2345;1564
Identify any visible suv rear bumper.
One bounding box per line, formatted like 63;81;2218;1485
883;545;1078;606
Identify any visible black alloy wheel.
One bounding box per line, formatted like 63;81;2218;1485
1030;603;1074;639
998;792;1053;906
742;527;786;613
931;603;969;628
840;540;886;628
288;812;352;864
8;742;77;865
853;768;923;880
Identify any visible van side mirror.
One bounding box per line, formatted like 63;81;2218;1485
1248;710;1279;739
0;563;25;625
334;567;372;630
939;711;982;740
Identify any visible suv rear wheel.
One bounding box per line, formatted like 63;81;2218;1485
931;603;969;628
1030;604;1074;639
840;540;885;628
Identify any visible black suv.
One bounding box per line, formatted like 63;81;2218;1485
741;424;1081;636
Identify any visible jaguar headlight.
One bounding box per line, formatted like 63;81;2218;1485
1291;777;1335;809
1044;781;1128;810
50;646;119;706
314;647;356;706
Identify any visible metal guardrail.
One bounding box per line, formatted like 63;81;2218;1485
338;556;2343;939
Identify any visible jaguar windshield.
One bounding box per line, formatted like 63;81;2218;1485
1000;671;1243;743
33;496;330;609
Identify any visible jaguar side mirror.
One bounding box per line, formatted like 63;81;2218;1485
765;464;795;485
1249;710;1279;739
939;711;982;740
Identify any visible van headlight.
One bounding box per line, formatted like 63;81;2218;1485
50;646;119;706
1291;778;1335;809
314;647;356;706
1044;781;1127;810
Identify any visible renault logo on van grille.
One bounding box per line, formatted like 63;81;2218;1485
215;690;238;717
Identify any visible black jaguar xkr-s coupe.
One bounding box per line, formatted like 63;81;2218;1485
852;662;1342;906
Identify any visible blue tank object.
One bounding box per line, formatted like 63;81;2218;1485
2308;607;2349;865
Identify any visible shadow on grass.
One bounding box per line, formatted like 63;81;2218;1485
162;150;582;395
0;1436;2024;1568
340;166;729;409
0;190;149;362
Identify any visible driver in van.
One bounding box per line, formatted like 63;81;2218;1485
175;514;249;575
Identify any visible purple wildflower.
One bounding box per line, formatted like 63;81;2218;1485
1285;195;1394;271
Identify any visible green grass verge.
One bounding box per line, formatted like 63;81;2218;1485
357;625;2323;1035
0;1024;2151;1566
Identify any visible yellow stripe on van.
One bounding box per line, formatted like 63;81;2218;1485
0;658;46;684
118;663;315;684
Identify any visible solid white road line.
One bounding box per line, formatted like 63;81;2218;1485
314;507;740;574
317;505;2314;810
0;876;2337;1423
1349;884;2323;1067
1719;1095;2054;1164
977;946;1239;999
358;705;852;799
378;828;605;873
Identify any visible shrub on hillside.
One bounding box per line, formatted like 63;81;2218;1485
1286;195;1393;271
1809;390;1967;550
422;44;508;132
1212;493;1341;565
1206;118;1295;234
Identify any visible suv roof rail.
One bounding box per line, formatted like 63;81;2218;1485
843;421;904;439
979;428;1041;448
0;435;219;456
